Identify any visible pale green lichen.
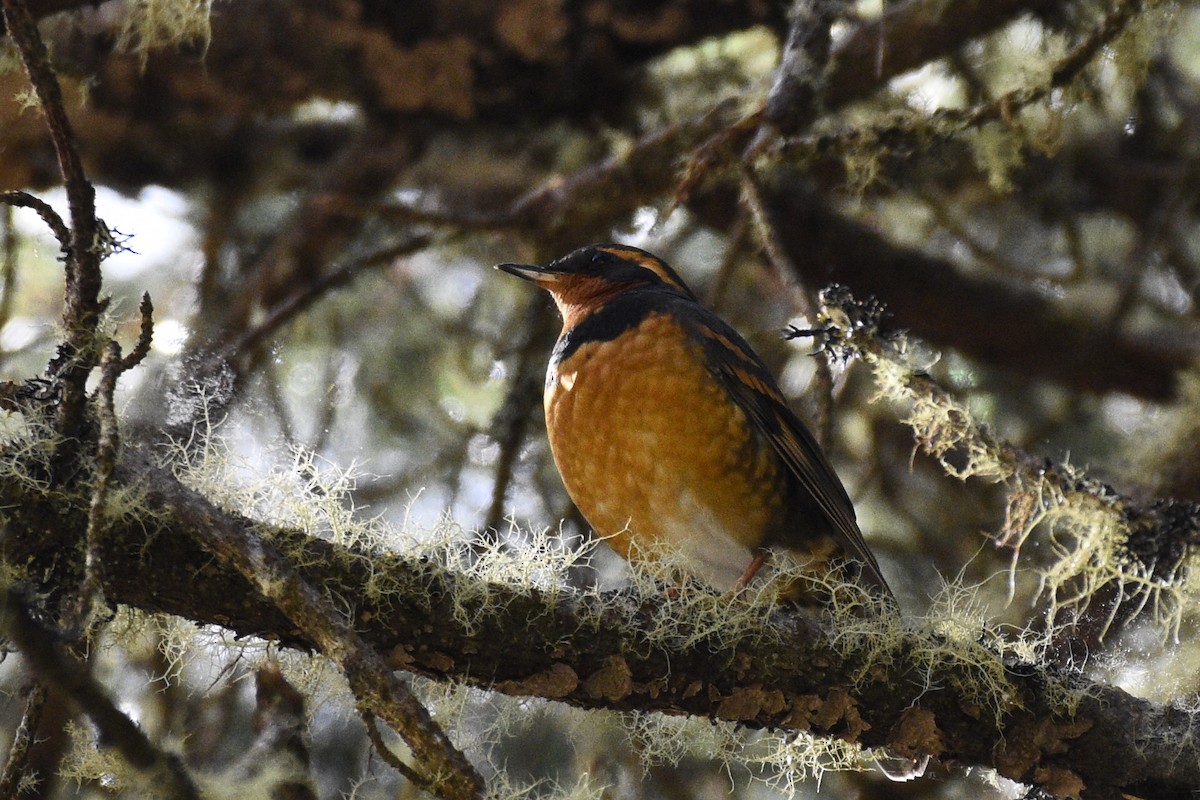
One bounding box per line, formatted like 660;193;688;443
855;312;1195;644
115;0;213;66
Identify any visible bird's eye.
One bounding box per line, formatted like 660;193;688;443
590;252;607;265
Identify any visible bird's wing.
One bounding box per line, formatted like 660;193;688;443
681;304;892;596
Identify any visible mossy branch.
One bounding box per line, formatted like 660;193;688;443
153;447;484;800
799;286;1200;642
0;439;1196;799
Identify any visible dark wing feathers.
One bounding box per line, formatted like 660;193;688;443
681;302;893;596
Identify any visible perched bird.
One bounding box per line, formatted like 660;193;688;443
498;243;893;602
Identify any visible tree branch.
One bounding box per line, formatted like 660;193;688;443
825;0;1062;111
762;0;847;135
688;173;1193;400
0;190;69;252
0;682;46;799
2;0;103;449
161;447;483;800
0;587;200;799
0;439;1195;798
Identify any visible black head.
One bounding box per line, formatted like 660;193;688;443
497;243;698;301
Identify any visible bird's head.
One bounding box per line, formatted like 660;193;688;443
498;244;697;325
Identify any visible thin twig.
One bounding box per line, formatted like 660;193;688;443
69;341;122;636
0;190;69;253
0;682;47;800
362;710;432;790
120;293;154;372
934;0;1144;130
738;165;834;446
482;298;554;538
0;587;201;800
221;235;429;370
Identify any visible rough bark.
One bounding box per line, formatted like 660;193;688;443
0;437;1195;799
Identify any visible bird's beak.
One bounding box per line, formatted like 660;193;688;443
496;262;563;285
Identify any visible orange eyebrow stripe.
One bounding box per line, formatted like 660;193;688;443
596;245;693;295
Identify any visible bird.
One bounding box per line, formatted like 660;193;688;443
497;243;893;603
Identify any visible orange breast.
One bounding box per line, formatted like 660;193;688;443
545;312;787;589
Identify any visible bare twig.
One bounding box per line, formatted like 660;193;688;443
738;165;835;445
0;587;200;800
221;236;429;371
362;711;432;790
67;341;123;636
120;293;154;372
0;682;46;800
0;190;69;253
482;298;555;537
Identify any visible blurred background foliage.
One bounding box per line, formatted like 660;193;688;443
3;0;1200;797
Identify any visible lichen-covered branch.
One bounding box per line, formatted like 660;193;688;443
797;286;1200;642
0;437;1195;798
162;449;484;800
